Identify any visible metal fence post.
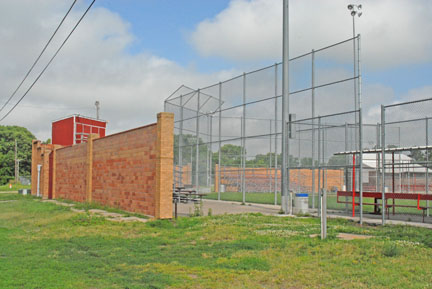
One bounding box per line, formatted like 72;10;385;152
179;95;184;187
206;114;210;187
319;116;327;239
242;72;246;203
318;116;321;217
274;63;279;205
311;49;316;209
218;82;222;200
281;0;290;213
209;114;213;189
426;117;429;216
345;122;349;212
381;105;386;225
376;123;380;192
358;34;363;224
359;108;363;224
195;90;200;192
269;120;273;193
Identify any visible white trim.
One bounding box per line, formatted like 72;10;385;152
52;114;108;124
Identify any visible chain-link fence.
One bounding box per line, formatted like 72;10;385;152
165;32;432;226
380;98;432;224
288;110;364;219
165;36;360;208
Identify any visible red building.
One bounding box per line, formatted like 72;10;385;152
52;115;107;146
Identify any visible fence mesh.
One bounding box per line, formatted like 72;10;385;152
166;34;432;225
381;99;432;223
165;36;359;209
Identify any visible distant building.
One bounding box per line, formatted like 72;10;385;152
52;115;107;146
362;153;431;193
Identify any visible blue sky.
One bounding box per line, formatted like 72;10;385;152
0;0;431;139
96;0;431;98
96;0;234;72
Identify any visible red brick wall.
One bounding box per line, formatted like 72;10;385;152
91;124;158;216
215;165;344;193
36;112;174;218
55;144;88;202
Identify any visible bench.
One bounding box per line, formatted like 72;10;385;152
172;186;206;218
337;191;432;222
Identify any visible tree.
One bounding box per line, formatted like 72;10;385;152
0;126;35;185
327;155;347;167
212;144;242;167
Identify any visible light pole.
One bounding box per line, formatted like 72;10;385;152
347;4;362;115
348;3;363;223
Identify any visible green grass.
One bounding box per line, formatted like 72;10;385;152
0;183;31;192
204;191;281;205
1;193;432;288
205;192;431;216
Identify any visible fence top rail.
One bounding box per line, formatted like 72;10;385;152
384;97;432;109
290;109;359;124
164;36;357;102
334;145;432;155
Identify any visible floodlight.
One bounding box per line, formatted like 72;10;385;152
351;11;356;16
358;4;362;9
348;4;353;10
358;12;362;17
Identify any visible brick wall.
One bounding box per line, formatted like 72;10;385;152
55;144;88;202
31;112;174;219
214;164;344;193
92;124;158;216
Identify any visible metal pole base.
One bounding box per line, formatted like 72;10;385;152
281;195;290;214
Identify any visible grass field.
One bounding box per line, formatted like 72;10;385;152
204;192;431;216
1;193;432;288
0;183;31;192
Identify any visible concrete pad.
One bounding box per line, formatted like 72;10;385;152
173;199;281;217
108;216;148;223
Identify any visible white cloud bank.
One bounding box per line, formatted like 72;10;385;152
190;0;432;69
0;1;234;140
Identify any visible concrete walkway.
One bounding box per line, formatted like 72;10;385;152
174;199;281;217
174;199;432;229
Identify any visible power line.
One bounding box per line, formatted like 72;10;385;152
0;0;77;114
0;0;96;122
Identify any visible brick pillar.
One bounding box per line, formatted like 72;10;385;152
86;134;98;203
51;145;62;199
31;140;41;195
41;146;51;199
155;112;174;219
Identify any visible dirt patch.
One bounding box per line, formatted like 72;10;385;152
41;200;148;223
41;200;74;207
337;233;373;240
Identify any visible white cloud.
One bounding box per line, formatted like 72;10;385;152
0;0;235;140
190;0;432;69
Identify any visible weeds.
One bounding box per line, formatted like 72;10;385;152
382;243;401;257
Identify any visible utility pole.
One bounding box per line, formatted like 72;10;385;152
14;139;18;183
95;101;100;120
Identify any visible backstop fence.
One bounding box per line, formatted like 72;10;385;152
165;33;432;225
165;36;360;208
380;98;432;224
